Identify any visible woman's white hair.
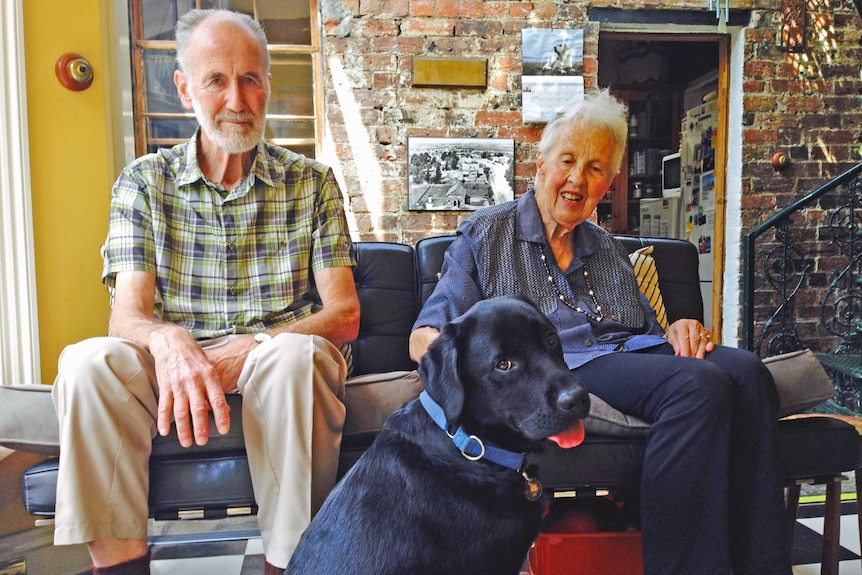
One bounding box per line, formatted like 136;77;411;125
536;89;629;177
175;9;270;74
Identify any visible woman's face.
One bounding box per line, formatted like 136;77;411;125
535;123;617;236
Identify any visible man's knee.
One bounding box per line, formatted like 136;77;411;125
54;337;157;413
58;337;148;383
262;334;346;398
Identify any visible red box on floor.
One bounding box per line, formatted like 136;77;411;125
529;530;644;575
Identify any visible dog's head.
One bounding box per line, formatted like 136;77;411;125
554;43;569;56
419;294;589;451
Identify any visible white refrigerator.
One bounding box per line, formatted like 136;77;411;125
680;96;718;329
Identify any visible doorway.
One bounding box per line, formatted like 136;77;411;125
597;32;727;335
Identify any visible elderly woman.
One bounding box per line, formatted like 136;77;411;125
409;90;791;575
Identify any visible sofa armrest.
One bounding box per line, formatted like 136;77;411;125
0;385;59;455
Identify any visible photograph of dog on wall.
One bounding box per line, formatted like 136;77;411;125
407;137;515;211
521;28;584;77
286;295;590;575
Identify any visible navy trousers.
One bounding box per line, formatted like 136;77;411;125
574;344;792;575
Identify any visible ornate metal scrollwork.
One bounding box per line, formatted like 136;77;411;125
755;220;808;356
820;176;862;354
747;165;862;411
780;0;806;52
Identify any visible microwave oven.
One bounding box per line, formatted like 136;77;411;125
661;152;681;197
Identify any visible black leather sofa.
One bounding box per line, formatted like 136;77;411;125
16;235;862;568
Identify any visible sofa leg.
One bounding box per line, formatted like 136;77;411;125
821;475;842;575
785;482;801;557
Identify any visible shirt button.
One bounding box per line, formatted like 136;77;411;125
227;241;236;251
584;339;594;347
229;287;237;296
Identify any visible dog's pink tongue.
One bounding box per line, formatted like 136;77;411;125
548;421;585;449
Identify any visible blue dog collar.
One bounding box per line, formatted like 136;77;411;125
419;390;527;473
419;391;544;501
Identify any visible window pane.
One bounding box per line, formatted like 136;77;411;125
198;0;254;18
148;116;198;143
285;143;316;158
142;0;178;41
269;53;313;116
257;0;311;44
265;119;315;141
143;49;183;113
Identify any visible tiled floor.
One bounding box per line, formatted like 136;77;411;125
792;500;861;574
141;501;862;574
3;500;860;574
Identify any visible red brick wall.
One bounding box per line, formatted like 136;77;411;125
321;0;862;250
740;4;862;226
739;3;862;349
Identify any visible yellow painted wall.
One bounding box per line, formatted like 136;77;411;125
24;0;114;382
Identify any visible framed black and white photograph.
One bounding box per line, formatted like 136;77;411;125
407;137;515;211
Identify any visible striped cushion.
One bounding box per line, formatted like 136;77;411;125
629;245;669;330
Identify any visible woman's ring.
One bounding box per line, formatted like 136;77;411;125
699;332;711;340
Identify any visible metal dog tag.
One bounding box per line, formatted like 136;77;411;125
522;471;543;501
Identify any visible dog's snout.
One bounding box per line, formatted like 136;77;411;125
557;387;590;414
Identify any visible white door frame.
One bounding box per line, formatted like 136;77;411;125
0;0;40;385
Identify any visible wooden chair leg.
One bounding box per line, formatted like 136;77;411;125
821;476;842;575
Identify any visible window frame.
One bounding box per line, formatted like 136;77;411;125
127;0;324;158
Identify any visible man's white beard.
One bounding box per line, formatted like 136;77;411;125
191;94;268;154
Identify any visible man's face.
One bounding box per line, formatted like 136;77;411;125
175;18;270;155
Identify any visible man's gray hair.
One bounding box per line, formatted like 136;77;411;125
175;9;270;73
537;89;629;177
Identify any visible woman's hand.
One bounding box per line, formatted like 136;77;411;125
409;326;440;363
665;319;714;359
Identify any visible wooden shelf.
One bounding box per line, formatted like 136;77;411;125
608;87;682;235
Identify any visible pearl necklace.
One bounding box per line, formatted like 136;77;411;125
539;245;607;322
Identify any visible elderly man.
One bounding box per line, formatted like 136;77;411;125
51;9;359;575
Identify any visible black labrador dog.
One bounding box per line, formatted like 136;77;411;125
286;295;590;575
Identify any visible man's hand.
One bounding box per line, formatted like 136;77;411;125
203;336;257;392
665;319;714;359
149;329;232;447
110;271;233;448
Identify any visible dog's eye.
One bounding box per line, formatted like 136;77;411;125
546;332;560;348
496;359;513;371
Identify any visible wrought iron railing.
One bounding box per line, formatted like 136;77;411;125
742;162;862;409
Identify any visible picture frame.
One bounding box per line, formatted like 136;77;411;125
407;137;515;211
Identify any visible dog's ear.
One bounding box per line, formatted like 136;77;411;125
418;322;465;424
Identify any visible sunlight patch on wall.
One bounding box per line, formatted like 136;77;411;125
816;136;837;163
785;0;839;90
321;118;359;239
325;55;385;241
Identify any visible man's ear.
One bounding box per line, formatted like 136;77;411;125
174;70;194;111
536;151;545;174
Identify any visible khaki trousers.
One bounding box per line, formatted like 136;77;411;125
51;333;346;569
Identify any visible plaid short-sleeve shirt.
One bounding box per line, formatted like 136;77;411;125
102;131;355;340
